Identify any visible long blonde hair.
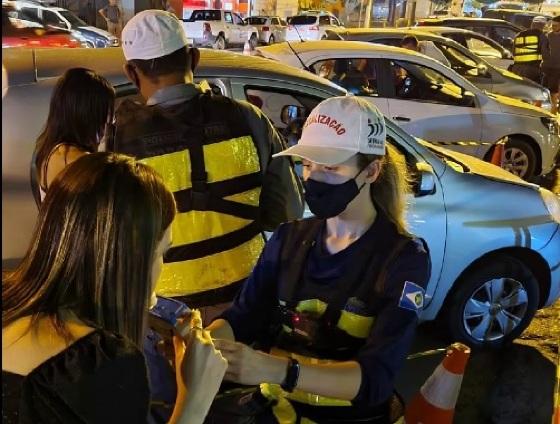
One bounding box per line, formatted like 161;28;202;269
358;145;412;237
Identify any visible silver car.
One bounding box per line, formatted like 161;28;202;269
3;47;559;348
328;27;552;111
244;15;286;44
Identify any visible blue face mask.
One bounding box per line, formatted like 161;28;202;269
303;166;367;219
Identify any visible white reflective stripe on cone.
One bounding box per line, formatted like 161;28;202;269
419;364;464;411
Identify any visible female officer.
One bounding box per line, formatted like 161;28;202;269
208;96;431;423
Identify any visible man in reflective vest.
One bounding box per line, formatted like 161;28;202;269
542;16;560;114
113;10;304;320
511;16;548;83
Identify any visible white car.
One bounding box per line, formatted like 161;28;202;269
285;11;343;41
3;47;559;349
182;9;258;50
258;40;560;181
5;0;119;47
245;15;286;44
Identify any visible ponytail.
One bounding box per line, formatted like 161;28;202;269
358;145;412;237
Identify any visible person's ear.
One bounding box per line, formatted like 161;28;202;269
189;47;200;72
123;63;140;89
365;160;382;184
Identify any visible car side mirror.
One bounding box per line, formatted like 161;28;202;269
414;163;437;197
461;90;476;107
281;104;307;125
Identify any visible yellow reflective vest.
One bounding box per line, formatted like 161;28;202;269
513;29;543;63
113;93;265;297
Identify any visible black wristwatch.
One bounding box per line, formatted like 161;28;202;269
280;358;300;393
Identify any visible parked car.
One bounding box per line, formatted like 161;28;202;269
258;40;560;180
411;26;514;70
3;46;559;348
182;9;258;50
482;8;553;30
5;0;118;47
245;15;286;44
285;11;343;41
2;3;84;48
416;17;523;51
327;27;551;110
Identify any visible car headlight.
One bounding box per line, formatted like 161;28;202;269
540;188;560;224
541;117;560;135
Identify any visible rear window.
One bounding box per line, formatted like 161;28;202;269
188;10;221;21
246;17;267;25
289;16;317;25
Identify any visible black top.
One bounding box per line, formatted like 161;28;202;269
2;329;150;424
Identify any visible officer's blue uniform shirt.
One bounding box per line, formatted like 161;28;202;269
221;211;431;408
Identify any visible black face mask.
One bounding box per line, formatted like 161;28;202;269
304;167;367;219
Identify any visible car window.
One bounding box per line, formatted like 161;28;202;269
58;10;86;27
290;15;317;25
491;26;517;49
436;43;489;78
20;7;40;22
190;10;221;20
271;17;279;25
389;60;473;107
247;17;266;25
233;13;244;25
330;16;340;26
224;12;233;24
319;15;330;25
465;35;502;58
42;10;64;27
369;37;402;47
311;58;379;97
280;18;287;25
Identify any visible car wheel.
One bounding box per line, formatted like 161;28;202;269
443;255;539;349
213;35;226;50
249;34;258;49
503;137;537;180
268;34;275;44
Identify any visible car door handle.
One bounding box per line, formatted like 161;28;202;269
393;116;411;122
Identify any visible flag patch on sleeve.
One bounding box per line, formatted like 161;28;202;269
398;281;425;312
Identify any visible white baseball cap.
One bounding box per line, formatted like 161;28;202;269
273;96;386;165
121;10;189;61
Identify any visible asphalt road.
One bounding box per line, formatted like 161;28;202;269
395;300;559;424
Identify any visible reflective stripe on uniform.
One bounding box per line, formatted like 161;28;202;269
514;35;542;63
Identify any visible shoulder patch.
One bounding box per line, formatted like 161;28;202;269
398;281;425;313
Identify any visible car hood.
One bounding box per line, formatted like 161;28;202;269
420;140;539;189
487;92;556;118
77;26;113;39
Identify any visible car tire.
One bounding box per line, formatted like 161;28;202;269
443;255;539;350
268;34;275;44
503;137;537;180
213;35;226;50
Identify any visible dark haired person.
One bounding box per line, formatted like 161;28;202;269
33;67;115;203
2;153;227;423
400;35;419;51
113;10;304;323
208;97;431;423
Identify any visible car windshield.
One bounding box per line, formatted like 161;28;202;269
437;43;484;77
289;16;317;25
246;17;267;25
59;10;86;27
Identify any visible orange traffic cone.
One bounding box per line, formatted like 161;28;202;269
490;139;506;167
405;343;471;424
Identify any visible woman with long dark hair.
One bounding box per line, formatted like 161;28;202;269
3;153;227;423
33;68;115;202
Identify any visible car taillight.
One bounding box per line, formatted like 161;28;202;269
262;26;269;31
203;23;211;32
310;25;319;30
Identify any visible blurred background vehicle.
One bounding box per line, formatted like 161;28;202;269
2;3;85;48
285;10;344;41
182;9;258;49
416;17;523;51
3;0;118;47
258;40;559;181
327;27;552;110
482;8;553;29
244;15;286;44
